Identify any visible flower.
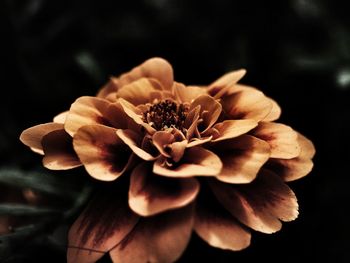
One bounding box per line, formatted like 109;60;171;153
20;58;315;263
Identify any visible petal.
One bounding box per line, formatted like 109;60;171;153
153;147;222;177
189;95;222;133
152;131;174;158
119;57;174;91
194;191;251;251
96;77;119;100
65;96;128;136
42;129;82;170
174;82;208;103
184;105;200;140
116;78;162;106
110;205;194;263
267;133;315;181
117;129;158;161
53;111;68;124
208;119;258;142
129;163;200;216
263;98;282;122
169;140;188;162
221;88;273;121
20;122;64;155
210;169;298;234
67;185;139;263
73;125;132;181
214;135;270;184
207;69;246;99
252;122;301;159
186;136;212;148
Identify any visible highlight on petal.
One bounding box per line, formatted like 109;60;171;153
42;129;82;170
207;69;246;99
53;111;68;124
153;147;223;177
110;205;194;263
174;82;208;103
263;98;282;122
67;185;139;263
221;88;273;121
73;124;132;181
267;133;315;182
252;122;301;159
129;163;200;216
20;122;64;155
208;119;258;142
119;57;174;91
210;169;298;234
194;191;251;251
214;135;270;184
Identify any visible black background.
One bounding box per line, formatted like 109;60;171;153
1;0;349;262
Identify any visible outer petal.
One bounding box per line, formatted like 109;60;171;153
210;170;298;234
65;96;128;136
153;147;222;177
96;77;119;100
119;57;174;91
129;163;200;216
194;192;251;251
20;122;63;155
73;125;132;181
53;111;68;124
110;205;194;263
252;122;301;159
174;82;208;103
67;185;139;263
42;129;82;170
267;133;315;181
221;88;273;122
263;98;282;122
214;135;270;184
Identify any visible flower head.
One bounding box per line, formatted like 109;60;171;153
20;58;315;262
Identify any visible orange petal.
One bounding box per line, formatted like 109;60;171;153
153;147;222;177
96;77;119;100
110;205;194;263
119;57;174;91
221;88;273;121
267;133;315;181
129;163;200;216
194;192;251;251
20;122;64;155
190;95;222;133
263;98;282;122
116;78;163;106
207;69;246;99
252;122;301;159
186;136;212;148
65;96;128;136
210;169;298;233
169;140;188;162
214;135;270;184
42;129;82;170
117;129;158;161
53;111;68;124
184;105;200;140
67;185;139;263
208;119;258;142
73;125;132;181
174;82;208;103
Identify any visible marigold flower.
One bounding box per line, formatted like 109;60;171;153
20;58;315;263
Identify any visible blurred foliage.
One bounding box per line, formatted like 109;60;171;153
0;0;349;262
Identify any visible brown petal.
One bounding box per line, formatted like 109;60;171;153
186;136;212;148
263;98;282;122
119;57;174;91
116;78;163;106
67;185;139;263
96;77;119;100
215;135;270;184
190;95;222;133
210;169;298;233
184;105;200;140
129;163;200;216
208;119;258;142
53;111;68;124
221;88;273;121
110;205;194;263
73;125;132;181
152;131;174;158
65;96;128;136
267;133;315;182
42;129;82;170
207;69;246;99
169;140;188;162
117;129;158;161
194;192;251;251
153;147;222;177
20;122;64;155
174;82;208;103
252;122;301;159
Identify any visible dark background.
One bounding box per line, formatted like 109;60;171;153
0;0;349;262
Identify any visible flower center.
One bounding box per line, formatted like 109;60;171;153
143;100;188;131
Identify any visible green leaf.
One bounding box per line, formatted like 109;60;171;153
0;204;60;216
